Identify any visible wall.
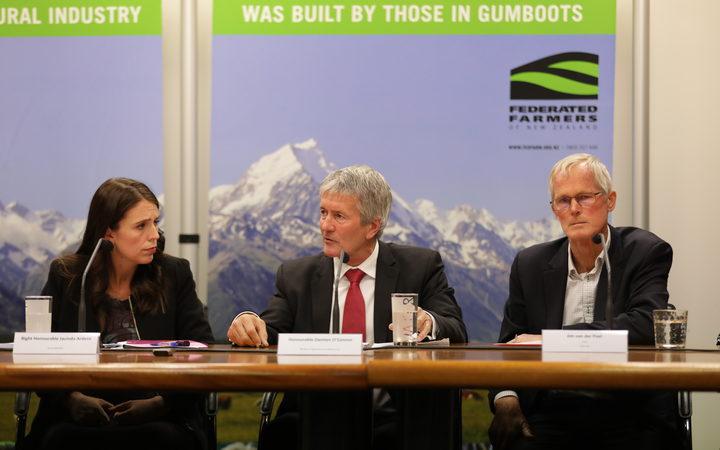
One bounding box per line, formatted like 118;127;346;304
648;0;720;446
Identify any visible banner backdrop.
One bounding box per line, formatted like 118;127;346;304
0;0;163;335
209;0;616;341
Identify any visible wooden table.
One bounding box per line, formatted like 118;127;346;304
1;347;367;391
5;345;720;391
2;346;373;450
3;344;720;449
367;345;720;390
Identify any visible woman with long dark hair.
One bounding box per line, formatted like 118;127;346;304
24;178;214;450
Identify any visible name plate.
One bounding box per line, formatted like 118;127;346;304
13;332;100;355
542;351;628;363
277;333;362;355
542;329;628;353
277;355;363;365
13;354;100;364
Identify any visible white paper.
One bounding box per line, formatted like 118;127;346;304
495;339;542;346
366;337;450;349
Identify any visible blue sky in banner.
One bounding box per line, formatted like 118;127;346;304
212;34;614;222
0;36;163;219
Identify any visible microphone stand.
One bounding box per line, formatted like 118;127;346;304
331;251;349;333
79;238;112;332
593;233;613;330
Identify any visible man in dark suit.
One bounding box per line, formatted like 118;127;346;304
227;164;467;449
489;154;680;450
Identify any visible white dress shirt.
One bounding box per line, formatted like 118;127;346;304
495;226;610;404
330;240;438;344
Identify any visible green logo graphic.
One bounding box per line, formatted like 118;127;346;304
510;52;598;100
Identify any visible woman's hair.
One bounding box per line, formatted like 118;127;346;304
56;178;167;329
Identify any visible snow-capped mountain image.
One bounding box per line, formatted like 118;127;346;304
207;139;563;341
0;202;84;334
0;139;562;341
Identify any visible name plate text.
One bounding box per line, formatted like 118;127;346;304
542;329;628;353
13;332;100;355
277;333;362;355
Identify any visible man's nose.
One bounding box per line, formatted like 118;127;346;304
569;198;582;213
320;217;334;231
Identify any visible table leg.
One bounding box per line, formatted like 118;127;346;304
395;388;461;450
298;390;372;450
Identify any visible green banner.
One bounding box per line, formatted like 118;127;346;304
214;0;615;35
0;0;161;36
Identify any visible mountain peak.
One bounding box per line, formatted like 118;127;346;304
243;139;332;189
6;201;31;219
291;139;335;184
211;139;334;216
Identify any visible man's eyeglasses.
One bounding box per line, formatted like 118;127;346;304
550;192;604;211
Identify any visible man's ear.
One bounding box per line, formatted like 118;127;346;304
366;217;382;239
607;191;617;212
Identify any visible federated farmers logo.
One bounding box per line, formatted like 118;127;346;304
510;52;598;100
508;51;599;134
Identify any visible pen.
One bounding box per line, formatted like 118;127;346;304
149;340;190;347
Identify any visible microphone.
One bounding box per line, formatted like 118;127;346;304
592;233;613;330
78;238;113;332
331;250;350;333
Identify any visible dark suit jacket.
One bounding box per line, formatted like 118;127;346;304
491;225;673;415
261;240;468;344
44;255;214;342
25;255;214;450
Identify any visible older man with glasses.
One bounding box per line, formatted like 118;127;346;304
488;153;681;450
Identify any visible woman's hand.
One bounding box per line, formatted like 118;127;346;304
66;392;113;426
109;395;167;425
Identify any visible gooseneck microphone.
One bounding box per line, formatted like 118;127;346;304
78;238;113;332
592;233;613;330
331;250;350;333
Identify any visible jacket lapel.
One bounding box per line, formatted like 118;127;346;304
543;240;569;329
594;225;626;321
374;242;399;343
311;254;335;333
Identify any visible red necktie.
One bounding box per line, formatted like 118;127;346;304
342;269;366;341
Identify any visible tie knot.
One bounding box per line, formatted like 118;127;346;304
345;269;365;284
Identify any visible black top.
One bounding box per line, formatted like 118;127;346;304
24;254;214;450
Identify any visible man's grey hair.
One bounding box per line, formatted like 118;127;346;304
319;165;392;238
548;153;613;199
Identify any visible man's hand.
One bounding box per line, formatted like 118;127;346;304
66;392;113;426
227;313;269;347
488;396;533;450
109;396;167;425
388;307;433;341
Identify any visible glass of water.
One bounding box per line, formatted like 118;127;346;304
653;309;688;348
391;293;418;346
25;295;52;333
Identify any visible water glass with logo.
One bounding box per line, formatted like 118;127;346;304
653;309;688;348
25;295;52;333
391;293;418;346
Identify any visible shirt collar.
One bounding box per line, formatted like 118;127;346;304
333;240;379;279
567;225;611;277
